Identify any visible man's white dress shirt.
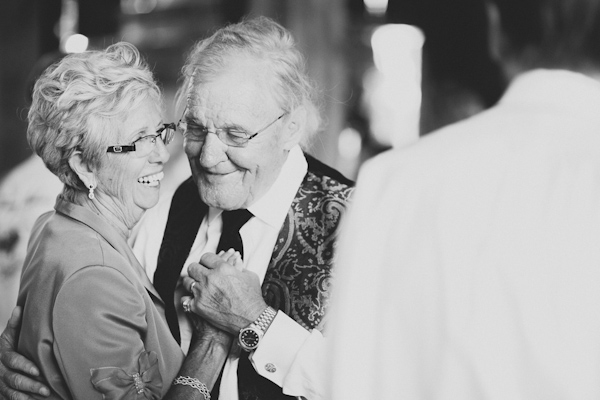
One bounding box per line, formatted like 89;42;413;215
132;145;325;399
328;70;600;399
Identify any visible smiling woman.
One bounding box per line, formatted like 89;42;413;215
13;42;231;400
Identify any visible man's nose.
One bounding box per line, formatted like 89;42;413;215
199;132;228;167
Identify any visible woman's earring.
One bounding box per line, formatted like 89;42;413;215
88;184;96;199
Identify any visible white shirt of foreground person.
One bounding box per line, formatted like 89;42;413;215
327;70;600;400
132;145;325;400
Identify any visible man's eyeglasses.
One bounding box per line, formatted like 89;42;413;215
178;111;287;148
106;123;176;156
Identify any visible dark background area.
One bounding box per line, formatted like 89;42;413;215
0;0;506;180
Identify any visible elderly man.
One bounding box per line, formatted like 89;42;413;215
0;17;353;400
327;0;600;399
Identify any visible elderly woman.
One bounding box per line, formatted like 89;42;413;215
15;42;229;400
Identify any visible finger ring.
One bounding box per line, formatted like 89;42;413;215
189;281;197;292
183;298;192;313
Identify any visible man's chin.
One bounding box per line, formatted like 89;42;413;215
198;188;247;211
195;172;249;210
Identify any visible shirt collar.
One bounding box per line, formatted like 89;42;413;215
249;145;307;228
501;69;600;116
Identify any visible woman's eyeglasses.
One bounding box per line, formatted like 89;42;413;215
106;123;176;156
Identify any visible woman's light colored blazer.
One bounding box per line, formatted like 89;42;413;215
17;196;184;399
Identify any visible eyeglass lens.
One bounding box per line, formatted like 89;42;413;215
179;114;284;147
106;123;176;154
158;123;176;145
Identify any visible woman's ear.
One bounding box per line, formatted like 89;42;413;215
281;106;307;151
68;151;96;189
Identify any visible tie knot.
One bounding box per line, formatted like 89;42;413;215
221;209;253;232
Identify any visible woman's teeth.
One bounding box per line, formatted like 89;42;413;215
138;171;164;187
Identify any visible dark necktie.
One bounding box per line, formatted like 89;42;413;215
216;209;253;256
211;208;253;399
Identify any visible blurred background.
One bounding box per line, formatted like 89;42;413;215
0;0;507;324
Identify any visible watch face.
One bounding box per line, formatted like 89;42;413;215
240;328;260;350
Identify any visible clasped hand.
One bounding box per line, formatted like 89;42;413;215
181;250;268;335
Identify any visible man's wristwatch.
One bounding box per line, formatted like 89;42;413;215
238;306;277;352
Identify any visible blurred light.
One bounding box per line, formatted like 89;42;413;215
58;0;79;54
364;0;388;16
338;127;363;160
121;0;158;14
63;34;89;53
371;24;423;74
364;24;424;148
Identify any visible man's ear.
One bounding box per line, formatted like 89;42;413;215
68;151;96;189
281;106;307;151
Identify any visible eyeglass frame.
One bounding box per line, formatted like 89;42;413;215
177;107;287;147
106;123;176;154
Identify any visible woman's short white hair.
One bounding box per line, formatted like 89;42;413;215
179;16;321;146
27;42;161;199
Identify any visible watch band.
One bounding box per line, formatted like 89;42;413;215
252;306;277;333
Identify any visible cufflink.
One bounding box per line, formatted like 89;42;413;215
264;363;277;373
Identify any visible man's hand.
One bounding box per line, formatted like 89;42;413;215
185;252;268;334
0;307;50;399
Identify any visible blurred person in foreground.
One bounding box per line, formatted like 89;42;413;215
3;42;234;399
328;0;600;398
0;17;354;400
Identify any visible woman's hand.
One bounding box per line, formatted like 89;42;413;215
188;313;233;348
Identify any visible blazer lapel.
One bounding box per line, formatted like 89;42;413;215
54;196;165;304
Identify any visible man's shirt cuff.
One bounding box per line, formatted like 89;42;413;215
250;311;310;386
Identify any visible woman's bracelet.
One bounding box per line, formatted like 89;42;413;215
173;376;211;400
